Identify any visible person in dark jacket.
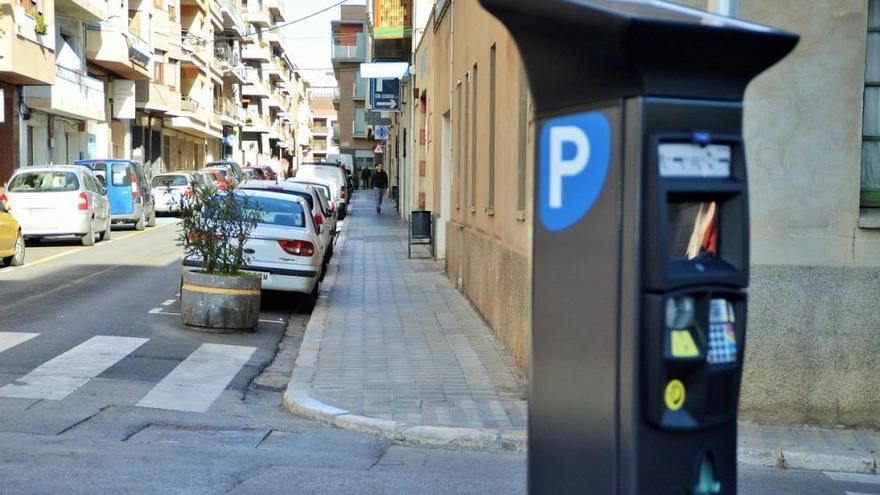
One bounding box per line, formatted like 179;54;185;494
360;167;372;189
373;163;389;213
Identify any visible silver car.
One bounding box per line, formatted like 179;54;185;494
5;165;111;246
152;172;199;214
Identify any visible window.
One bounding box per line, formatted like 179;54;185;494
862;0;880;206
471;63;478;210
488;45;497;212
515;64;530;213
111;163;131;186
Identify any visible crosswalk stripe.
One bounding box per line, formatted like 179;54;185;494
0;332;39;353
0;336;148;400
825;472;880;485
845;491;876;495
136;343;255;413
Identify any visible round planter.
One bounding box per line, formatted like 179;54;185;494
180;270;261;332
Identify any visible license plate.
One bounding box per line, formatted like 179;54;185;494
245;271;271;282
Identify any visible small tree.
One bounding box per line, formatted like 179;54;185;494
177;182;260;276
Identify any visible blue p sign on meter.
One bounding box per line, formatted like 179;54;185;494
538;111;612;232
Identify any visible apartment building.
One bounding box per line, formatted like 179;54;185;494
0;0;307;183
391;0;880;429
307;90;338;162
331;5;374;174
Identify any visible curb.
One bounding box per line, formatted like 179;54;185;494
281;209;528;453
736;446;879;475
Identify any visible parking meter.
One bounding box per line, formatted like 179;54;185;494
476;1;798;494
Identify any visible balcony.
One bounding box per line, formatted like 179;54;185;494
243;111;270;133
353;77;366;100
241;41;270;62
135;78;181;114
331;32;365;63
264;0;285;21
216;97;242;126
216;0;245;36
309;139;327;152
0;7;56;85
86;22;152;80
312;123;328;135
241;68;269;97
263;30;281;47
331;122;340;141
56;0;105;21
244;0;270;26
169;95;223;138
372;0;412;40
26;65;105;121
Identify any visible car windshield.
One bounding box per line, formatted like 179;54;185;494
240;195;306;228
207;169;228;179
152;175;188;187
8;171;80;192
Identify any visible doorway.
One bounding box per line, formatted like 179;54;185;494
437;112;452;260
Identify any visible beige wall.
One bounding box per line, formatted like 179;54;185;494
411;0;534;370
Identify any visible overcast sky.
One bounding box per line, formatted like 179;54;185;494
283;0;367;89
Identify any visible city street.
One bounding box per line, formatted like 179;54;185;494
0;207;872;494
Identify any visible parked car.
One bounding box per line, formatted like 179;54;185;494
74;159;155;230
202;168;234;191
205;161;245;183
242;167;266;181
295;163;349;220
288;177;338;217
202;165;238;189
3;166;110;246
182;190;324;298
0;196;24;267
151;172;200;214
260;166;278;181
239;180;336;264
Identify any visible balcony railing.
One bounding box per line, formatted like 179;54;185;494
332;32;365;62
373;0;412;39
332;87;340;102
310;139;327;151
331;122;340;138
313;124;328;134
26;64;105;121
353;77;366;100
214;44;240;67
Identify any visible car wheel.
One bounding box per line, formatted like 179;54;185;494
81;220;95;246
300;283;319;312
135;211;145;231
146;207;156;227
10;232;25;266
99;215;111;241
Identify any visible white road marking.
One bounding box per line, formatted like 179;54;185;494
136;343;256;412
146;310;284;324
0;332;39;353
825;472;880;485
161;299;176;306
845;492;875;495
0;336;148;400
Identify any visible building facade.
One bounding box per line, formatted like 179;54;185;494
0;0;309;186
307;91;338;162
390;0;880;429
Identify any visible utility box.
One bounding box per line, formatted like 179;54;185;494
476;1;798;494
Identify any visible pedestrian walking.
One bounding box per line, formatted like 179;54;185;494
373;163;389;213
360;167;372;189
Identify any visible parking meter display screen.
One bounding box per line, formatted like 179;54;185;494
668;201;718;260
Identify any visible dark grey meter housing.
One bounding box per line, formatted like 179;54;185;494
480;0;799;113
476;1;798;494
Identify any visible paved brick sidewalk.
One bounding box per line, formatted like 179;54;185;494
738;421;880;474
284;192;528;451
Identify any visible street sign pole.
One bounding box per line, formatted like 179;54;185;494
477;1;798;494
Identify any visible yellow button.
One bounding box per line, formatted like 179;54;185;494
664;379;686;411
671;329;700;358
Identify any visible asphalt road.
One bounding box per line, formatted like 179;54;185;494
0;217;874;494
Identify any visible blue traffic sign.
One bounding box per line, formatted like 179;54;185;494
369;78;400;111
374;126;390;140
538;111;611;232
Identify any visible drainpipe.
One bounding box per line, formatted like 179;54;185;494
709;0;740;17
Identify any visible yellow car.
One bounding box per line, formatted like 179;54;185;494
0;195;25;267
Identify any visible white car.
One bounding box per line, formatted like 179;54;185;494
238;180;336;264
185;190;324;298
288;177;339;219
294;164;349;220
151;172;198;213
4;165;111;246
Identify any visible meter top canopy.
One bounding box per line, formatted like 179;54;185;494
478;0;799;112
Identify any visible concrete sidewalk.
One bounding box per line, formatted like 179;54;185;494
283;193;880;473
283;192;528;451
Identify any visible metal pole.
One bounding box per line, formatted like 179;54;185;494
709;0;740;17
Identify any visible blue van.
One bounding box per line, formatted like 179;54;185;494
74;160;156;230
